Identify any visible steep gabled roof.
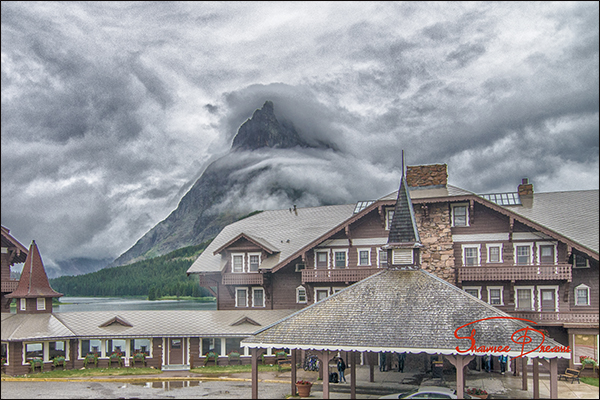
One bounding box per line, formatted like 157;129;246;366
1;226;28;265
387;171;421;247
241;269;568;359
212;232;279;255
187;204;356;274
5;241;63;299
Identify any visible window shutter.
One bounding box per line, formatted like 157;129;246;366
392;249;413;265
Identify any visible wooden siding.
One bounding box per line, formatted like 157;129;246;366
271;263;305;310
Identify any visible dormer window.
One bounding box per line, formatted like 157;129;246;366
248;253;260;272
575;284;590;306
451;203;469;227
386;209;394;230
573;254;589;268
232;253;244;273
37;298;46;311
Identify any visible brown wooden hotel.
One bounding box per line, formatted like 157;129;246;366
2;163;598;379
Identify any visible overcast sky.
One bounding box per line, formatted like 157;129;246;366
2;1;598;272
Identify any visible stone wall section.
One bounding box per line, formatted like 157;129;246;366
414;202;456;283
406;164;448;188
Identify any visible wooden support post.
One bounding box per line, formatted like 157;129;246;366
350;351;356;399
320;350;330;399
522;357;528;391
549;358;558;399
291;349;297;396
532;358;539;399
251;348;259;399
445;355;474;399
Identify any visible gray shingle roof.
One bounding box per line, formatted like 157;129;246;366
242;270;568;359
503;190;599;254
2;309;295;341
187;204;356;274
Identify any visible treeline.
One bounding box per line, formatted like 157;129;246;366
50;241;213;300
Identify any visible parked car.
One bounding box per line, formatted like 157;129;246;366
379;386;476;399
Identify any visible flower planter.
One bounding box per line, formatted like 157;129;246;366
470;395;488;400
296;382;312;397
84;354;98;368
132;353;146;367
29;358;43;373
53;356;66;370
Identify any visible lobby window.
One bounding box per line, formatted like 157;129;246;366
49;341;66;359
25;342;43;361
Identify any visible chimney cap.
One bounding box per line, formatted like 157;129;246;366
522;178;529;184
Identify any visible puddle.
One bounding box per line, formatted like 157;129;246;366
130;380;202;390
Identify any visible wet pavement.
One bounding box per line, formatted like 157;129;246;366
2;366;598;399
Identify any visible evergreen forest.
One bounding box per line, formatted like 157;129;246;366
49;241;213;300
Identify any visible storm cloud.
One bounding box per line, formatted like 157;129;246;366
1;2;598;272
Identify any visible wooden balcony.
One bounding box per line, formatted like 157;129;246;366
509;311;599;327
1;279;19;293
221;273;263;286
457;264;572;283
301;268;381;283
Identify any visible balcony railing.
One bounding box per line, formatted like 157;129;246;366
302;268;381;283
509;311;599;326
221;273;263;286
457;264;572;283
1;279;19;293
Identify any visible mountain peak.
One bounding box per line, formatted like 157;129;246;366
231;101;309;151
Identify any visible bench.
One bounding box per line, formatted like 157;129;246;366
558;368;581;384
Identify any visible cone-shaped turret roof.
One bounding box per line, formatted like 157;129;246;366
6;240;63;299
387;152;421;247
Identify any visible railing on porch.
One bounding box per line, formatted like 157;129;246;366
221;273;264;285
301;268;381;283
457;264;572;283
509;311;599;325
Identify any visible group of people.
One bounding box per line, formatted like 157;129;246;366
484;354;509;374
379;352;406;372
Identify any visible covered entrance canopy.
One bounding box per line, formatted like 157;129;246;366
242;269;570;399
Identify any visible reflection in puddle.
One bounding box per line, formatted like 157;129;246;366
131;380;202;390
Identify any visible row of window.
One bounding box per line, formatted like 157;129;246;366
233;286;346;308
314;248;387;268
231;252;261;273
18;298;48;311
386;203;470;229
461;242;590;267
464;284;591;309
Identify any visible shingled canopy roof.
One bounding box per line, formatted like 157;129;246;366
242;269;568;360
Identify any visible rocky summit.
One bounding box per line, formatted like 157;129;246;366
109;101;334;268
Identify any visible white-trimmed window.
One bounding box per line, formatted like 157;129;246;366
464;286;482;300
314;288;330;302
462;245;480;266
248;253;261;272
515;243;533;265
378;250;388;267
451;203;469;227
575;284;590;306
487;286;504;306
20;298;26;311
515;286;535;310
537;243;556;264
235;288;248;308
24;342;43;361
252;287;264;307
37;298;46;311
334;250;348;268
358;248;371;266
315;250;329;269
537;285;559;312
386;209;395;230
487;244;502;263
332;287;345;294
296;286;307;304
232;253;244;273
573;254;589;268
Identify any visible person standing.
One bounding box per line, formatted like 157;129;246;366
398;352;406;373
499;354;508;375
380;352;387;372
337;356;347;383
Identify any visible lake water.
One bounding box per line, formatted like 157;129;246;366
52;297;217;312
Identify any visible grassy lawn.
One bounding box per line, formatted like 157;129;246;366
581;377;599;387
2;364;285;379
2;367;162;379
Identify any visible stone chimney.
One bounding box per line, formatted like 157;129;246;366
406;164;448;188
518;178;533;196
